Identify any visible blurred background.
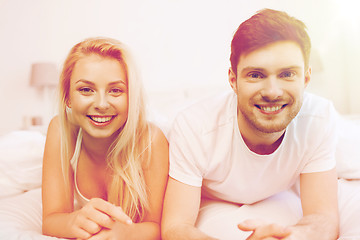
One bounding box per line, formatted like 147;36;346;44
0;0;359;135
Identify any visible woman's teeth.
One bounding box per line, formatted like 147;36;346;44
89;116;112;123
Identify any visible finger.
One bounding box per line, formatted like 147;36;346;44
83;203;115;229
238;219;268;231
72;226;92;240
87;228;109;240
81;217;102;235
91;198;133;225
70;213;94;239
247;224;291;240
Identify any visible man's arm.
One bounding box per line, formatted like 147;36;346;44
161;177;218;240
238;168;339;240
293;168;339;239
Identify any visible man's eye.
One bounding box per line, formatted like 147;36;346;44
280;71;295;78
248;72;264;79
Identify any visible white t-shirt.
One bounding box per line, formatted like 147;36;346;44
168;91;337;204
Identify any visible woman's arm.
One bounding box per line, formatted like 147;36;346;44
102;125;169;240
137;125;169;239
42;117;132;239
42;116;79;238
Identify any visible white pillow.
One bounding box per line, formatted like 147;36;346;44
336;116;360;179
0;131;45;198
0;188;63;239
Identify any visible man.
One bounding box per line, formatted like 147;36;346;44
161;9;342;239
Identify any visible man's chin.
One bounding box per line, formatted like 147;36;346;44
250;118;290;134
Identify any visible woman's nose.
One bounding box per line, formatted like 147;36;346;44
94;92;110;110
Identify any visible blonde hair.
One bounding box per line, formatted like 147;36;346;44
58;37;151;222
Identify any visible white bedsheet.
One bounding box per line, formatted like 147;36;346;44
197;179;360;240
0;180;359;239
0;115;359;239
0;131;45;199
0;188;63;240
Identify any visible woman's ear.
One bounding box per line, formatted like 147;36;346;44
66;99;71;108
228;67;238;93
66;105;72;115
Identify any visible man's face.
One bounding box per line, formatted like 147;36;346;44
229;40;311;134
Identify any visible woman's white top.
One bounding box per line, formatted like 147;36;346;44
70;128;90;208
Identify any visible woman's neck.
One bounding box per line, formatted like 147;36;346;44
81;131;117;165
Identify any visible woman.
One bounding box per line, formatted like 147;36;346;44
42;37;169;240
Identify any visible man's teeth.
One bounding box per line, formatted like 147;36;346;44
260;106;282;112
90;116;112;123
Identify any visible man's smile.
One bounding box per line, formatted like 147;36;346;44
255;104;287;114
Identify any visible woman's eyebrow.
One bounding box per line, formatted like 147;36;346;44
75;79;95;85
75;79;127;86
108;80;127;86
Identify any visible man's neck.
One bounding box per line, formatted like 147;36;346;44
241;131;285;155
237;117;286;155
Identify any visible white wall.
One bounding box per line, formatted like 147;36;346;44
0;0;359;135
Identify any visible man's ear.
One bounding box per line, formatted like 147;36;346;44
304;67;311;88
228;67;237;93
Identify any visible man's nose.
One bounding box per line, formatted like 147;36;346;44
260;77;283;101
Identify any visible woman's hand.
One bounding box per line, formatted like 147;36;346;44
85;222;128;240
86;219;140;240
69;198;132;239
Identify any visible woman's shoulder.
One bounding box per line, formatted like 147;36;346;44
148;122;168;146
142;122;169;171
46;116;61;138
46;115;77;149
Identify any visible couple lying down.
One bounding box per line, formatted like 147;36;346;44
41;8;360;240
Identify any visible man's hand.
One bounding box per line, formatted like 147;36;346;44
238;219;292;240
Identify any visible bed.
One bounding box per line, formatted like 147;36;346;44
0;114;359;240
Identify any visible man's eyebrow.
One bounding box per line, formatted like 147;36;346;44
240;65;303;74
240;67;267;74
280;66;303;71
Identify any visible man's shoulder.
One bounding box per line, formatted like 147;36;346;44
173;90;237;135
299;92;336;118
292;92;338;136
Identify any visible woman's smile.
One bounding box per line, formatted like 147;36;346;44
87;115;116;126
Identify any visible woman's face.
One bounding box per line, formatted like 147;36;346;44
68;54;128;140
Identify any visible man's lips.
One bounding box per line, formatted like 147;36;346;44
255;104;287;114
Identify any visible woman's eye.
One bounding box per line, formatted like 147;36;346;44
109;88;124;96
78;87;94;95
